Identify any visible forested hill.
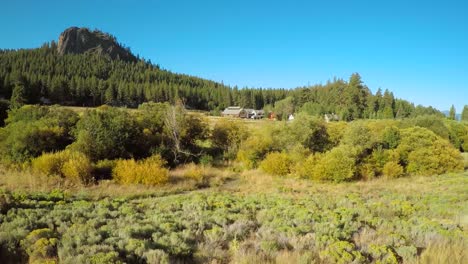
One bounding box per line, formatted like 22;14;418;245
0;27;441;120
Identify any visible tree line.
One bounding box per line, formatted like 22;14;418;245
0;43;447;120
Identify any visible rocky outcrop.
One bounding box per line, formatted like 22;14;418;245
57;27;137;62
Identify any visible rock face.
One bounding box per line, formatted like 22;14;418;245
57;27;137;62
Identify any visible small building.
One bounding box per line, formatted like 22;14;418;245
221;107;248;118
288;114;295;121
249;109;265;119
324;113;339;123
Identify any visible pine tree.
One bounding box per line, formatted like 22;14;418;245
449;105;456;120
10;82;27;109
461;105;468;122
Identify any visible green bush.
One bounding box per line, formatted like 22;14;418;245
410;115;450;139
397;127;463;176
341;122;374;151
326;122;348;149
211;120;248;161
70;107;143;161
312;145;357;182
294;153;322;179
0;105;78;163
113;155;169;186
287;114;329;152
237;133;273;169
259;152;292;176
406;140;463;175
32;150;93;184
382;126;401;149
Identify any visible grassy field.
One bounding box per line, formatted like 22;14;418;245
0;168;466;264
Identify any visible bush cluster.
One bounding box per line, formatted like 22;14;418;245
251;117;465;182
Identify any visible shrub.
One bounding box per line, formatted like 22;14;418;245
287;114;329;152
143;249;170;264
320;241;366;263
113;155;169;186
406;140;463;175
410;115;450;139
211;120;248;161
326;122;348;149
0;105;78;163
382;126;401;149
21;228;58;262
382;161;404;178
70;107;143;161
446;121;467;151
237;133;273;169
183;163;205;182
0;122;67;163
32;150;93;184
259;152;292;176
294;153;322;179
463;153;468;169
313;145;357;182
199;154;214;166
32;151;64;176
61;155;93;184
397;127;463;176
341;122;374;151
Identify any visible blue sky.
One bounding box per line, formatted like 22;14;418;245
1;0;467;111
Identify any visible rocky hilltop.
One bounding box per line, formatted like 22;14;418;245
57;27;137;62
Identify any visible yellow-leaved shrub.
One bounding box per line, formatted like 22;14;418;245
382;161;404;178
259;152;292;176
113;155;169;186
294;153;322;179
236;133;273;169
183;163;205;182
61;156;93;184
32;150;93;184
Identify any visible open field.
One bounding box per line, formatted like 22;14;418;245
1;105;466;263
1;169;466;263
